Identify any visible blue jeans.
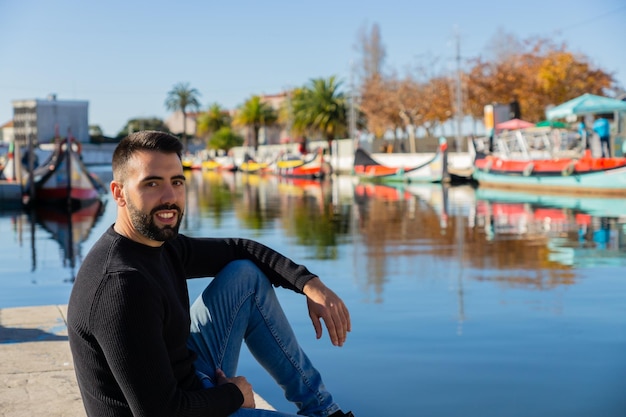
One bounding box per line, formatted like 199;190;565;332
187;260;340;417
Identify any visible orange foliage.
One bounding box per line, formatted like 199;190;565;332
359;35;619;138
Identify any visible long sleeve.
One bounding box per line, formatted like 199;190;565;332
172;235;318;293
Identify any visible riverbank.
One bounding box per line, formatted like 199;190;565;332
0;304;274;416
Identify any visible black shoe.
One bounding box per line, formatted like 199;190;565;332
330;411;355;417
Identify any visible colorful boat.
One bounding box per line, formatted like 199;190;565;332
238;153;271;174
353;137;448;183
273;148;330;179
24;137;107;208
471;129;626;196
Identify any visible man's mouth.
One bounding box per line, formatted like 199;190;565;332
155;210;177;224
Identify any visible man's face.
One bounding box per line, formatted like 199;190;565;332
115;150;186;245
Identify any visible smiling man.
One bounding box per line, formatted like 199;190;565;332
67;131;355;417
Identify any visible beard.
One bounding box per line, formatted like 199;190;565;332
127;198;183;242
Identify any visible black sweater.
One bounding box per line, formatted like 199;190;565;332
68;225;317;417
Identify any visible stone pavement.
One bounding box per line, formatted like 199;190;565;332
0;304;273;416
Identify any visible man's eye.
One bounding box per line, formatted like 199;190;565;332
173;180;185;186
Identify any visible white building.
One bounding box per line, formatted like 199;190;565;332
165;111;198;137
12;95;89;146
0;120;14;145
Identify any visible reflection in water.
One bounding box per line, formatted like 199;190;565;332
184;172;626;301
185;170;352;259
0;199;106;285
30;200;106;282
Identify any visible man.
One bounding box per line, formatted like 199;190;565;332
592;117;611;157
68;131;354;417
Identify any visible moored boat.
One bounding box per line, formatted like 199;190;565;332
353;137;448;183
471;128;626;196
273;148;330;179
24;136;107;208
238;153;271;174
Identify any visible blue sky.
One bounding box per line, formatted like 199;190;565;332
1;0;625;136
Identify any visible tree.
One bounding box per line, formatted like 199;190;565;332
354;22;386;82
465;37;616;122
165;82;201;151
208;126;244;152
233;95;278;152
197;103;231;139
292;76;348;154
89;125;103;137
117;117;169;138
359;75;400;138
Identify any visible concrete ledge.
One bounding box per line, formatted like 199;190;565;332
0;305;274;416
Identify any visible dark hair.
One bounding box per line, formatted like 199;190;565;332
112;131;183;181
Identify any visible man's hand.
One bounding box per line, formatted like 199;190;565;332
303;277;351;347
216;369;255;408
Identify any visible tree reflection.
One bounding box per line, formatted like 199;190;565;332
279;179;341;259
182;172;626;297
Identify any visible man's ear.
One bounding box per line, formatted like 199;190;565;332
110;181;126;206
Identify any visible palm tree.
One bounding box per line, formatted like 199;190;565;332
197;103;231;139
165;82;201;151
233;95;278;152
292;76;348;154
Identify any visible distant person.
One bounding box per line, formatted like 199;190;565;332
299;137;308;155
592;117;611;157
67;131;355;417
578;120;589;148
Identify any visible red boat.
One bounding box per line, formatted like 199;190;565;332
273;148;330;179
471;129;626;196
24;136;107;208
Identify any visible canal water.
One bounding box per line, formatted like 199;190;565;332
1;168;625;417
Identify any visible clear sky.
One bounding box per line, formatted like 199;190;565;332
1;0;625;137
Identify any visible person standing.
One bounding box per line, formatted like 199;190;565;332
592;117;611;157
68;130;355;417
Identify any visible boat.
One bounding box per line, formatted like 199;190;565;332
203;154;237;172
238;153;271;174
182;150;238;172
24;135;107;208
353;137;448;183
273;148;330;179
471;128;626;196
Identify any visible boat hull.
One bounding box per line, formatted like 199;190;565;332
26;140;106;208
273;150;329;179
353;141;448;183
473;162;626;196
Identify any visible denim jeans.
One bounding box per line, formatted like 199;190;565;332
187;260;340;417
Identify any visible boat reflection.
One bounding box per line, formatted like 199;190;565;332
32;199;106;282
474;188;626;267
182;172;626;297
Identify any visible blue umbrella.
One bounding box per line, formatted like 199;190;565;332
546;93;626;120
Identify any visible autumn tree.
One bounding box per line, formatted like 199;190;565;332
465;35;616;122
359;75;400;139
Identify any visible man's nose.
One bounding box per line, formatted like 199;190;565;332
161;184;177;203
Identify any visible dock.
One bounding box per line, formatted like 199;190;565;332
0;304;275;416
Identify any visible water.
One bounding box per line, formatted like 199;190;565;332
1;168;625;416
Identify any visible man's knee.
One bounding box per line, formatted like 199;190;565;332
211;260;271;291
